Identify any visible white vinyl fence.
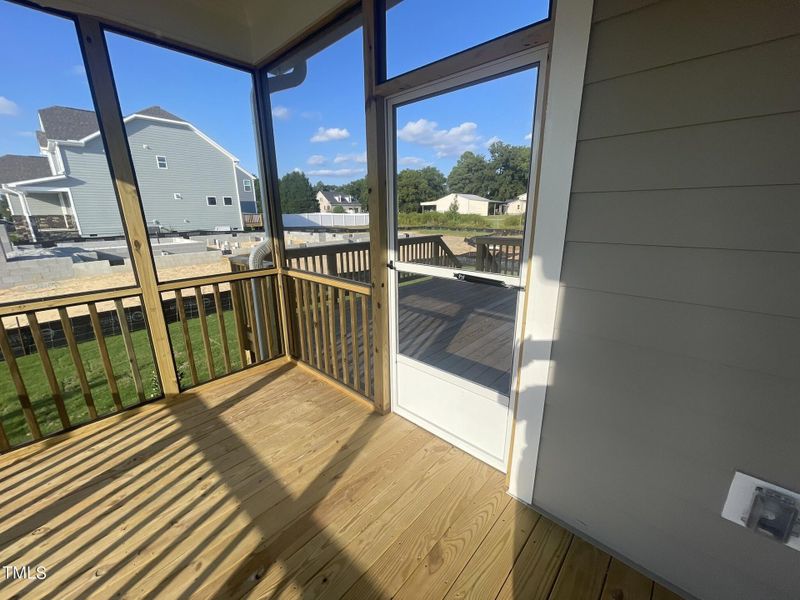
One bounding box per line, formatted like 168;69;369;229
283;212;369;228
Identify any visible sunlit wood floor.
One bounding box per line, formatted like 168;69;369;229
0;360;679;599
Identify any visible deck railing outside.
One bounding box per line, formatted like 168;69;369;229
475;236;523;275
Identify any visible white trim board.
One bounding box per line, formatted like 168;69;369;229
507;0;595;503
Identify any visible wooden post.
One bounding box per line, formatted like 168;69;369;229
363;0;391;413
76;17;179;397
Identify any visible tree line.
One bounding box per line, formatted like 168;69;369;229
278;141;531;214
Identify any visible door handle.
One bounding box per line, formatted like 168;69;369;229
454;272;523;291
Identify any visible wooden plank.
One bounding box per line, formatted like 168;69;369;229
264;275;281;356
495;516;572;600
114;299;146;403
309;281;322;369
155;267;279;292
77;17;179;396
259;277;277;359
363;0;389;413
360;293;371;397
0;319;41;440
319;282;332;375
242;279;262;363
338;288;349;386
58;308;97;420
601;558;654;600
229;280;249;367
174;289;199;386
443;500;539;599
301;280;314;365
26;311;70;430
284;268;372;296
88;303;123;410
0;286;140;317
0;421;9;451
212;284;232;374
350;291;360;392
194;287;216;378
292;278;307;361
327;284;339;380
548;536;611;600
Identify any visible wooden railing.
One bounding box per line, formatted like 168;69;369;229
285;270;373;399
159;271;282;390
475;236;524;275
285;234;460;283
0;290;159;450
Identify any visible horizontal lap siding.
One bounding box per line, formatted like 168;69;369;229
533;1;800;600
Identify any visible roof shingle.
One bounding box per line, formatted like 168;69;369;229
0;155;52;184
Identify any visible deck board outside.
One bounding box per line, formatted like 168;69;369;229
0;361;674;599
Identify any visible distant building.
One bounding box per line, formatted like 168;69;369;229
316;190;362;213
420;193;504;216
503;192;527;215
0;106;257;242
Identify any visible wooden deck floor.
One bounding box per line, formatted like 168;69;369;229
0;361;678;599
398;276;517;395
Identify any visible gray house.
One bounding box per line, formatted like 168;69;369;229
0;106;258;241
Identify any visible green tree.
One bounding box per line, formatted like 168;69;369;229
396;167;446;213
447;151;492;197
340;177;369;212
279;171;317;213
486;141;530;201
331;206;346;214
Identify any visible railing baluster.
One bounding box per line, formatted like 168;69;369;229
0;319;41;440
114;299;145;404
350;291;360;392
174;289;199;386
309;281;322;369
360;294;370;397
319;282;332;375
301;280;314;365
265;276;280;357
338;288;348;386
327;285;338;380
88;303;123;411
0;421;9;451
229;280;249;367
258;277;275;359
194;286;215;378
27;311;70;430
292;278;307;361
212;284;232;374
58;307;97;419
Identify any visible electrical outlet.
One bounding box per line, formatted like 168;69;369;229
722;472;800;551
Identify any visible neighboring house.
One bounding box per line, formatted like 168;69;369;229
0;106;257;241
503;192;527;215
316;190;362;213
420;193;504;216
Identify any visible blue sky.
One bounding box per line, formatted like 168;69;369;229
0;0;547;184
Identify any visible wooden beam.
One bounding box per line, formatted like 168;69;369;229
363;0;391;413
155;268;278;292
0;286;141;317
376;20;554;98
283;268;372;296
76;17;179;397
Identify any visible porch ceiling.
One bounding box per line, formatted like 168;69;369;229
33;0;355;66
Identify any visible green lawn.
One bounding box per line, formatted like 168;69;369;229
0;308;247;448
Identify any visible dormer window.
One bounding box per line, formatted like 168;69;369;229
156;155;168;169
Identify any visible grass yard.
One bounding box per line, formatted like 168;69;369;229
0;307;254;448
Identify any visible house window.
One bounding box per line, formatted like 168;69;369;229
242;179;252;192
223;196;233;206
156;155;168;169
206;196;217;206
173;193;182;200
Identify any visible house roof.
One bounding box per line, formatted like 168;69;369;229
421;193;499;205
38;105;187;142
318;190;360;205
0;155;52;184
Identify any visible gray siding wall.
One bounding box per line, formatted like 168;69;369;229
61;118;244;236
25;193;63;216
236;165;257;214
532;2;800;600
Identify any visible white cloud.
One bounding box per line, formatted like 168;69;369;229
398;156;427;166
272;105;290;120
16;131;34;138
301;110;322;120
333;152;367;164
310;127;350;142
69;64;86;76
484;136;502;148
307;167;365;178
524;132;533;141
0;97;20;116
307;154;327;165
397;118;480;157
